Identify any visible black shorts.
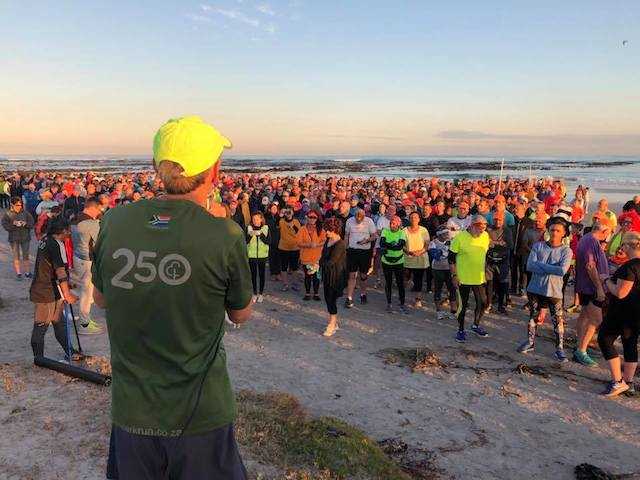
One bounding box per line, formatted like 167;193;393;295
107;423;247;479
279;249;300;272
579;293;605;309
347;248;372;275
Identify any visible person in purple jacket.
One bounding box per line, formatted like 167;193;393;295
517;218;573;361
573;220;613;367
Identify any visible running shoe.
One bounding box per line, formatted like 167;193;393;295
436;310;446;321
291;284;300;292
303;294;311;301
323;324;339;337
566;304;581;314
78;319;103;335
16;273;22;281
386;304;394;313
400;305;410;315
554;349;568;363
623;383;638;397
345;298;354;309
281;284;289;292
517;341;535;354
455;330;467;343
252;295;257;303
573;350;597;367
483;304;492;315
360;294;368;305
313;294;321;301
257;294;264;303
24;272;33;279
471;325;489;338
602;380;629;397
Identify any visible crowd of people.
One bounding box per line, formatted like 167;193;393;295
2;167;640;398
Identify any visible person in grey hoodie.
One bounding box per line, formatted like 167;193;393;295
2;196;35;280
517;217;573;362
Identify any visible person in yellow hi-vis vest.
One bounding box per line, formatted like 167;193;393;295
247;211;269;303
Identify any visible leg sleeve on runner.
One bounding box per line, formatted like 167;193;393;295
457;285;471;331
382;264;393;304
472;284;487;326
597;321;621;361
52;317;71;357
621;325;639;363
548;298;565;350
395;265;405;305
30;323;48;357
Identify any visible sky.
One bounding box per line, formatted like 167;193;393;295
1;0;639;156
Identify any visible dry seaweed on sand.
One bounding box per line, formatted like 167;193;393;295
0;363;27;394
80;355;112;376
575;463;640;480
378;347;448;373
378;438;444;480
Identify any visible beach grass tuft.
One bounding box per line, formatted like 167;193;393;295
235;390;416;479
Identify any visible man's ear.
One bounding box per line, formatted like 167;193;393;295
209;162;221;184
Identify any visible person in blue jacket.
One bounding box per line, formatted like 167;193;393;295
517;217;573;362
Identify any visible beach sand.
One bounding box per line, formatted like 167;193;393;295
1;234;639;479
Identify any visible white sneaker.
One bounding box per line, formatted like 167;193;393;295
257;294;264;303
252;295;257;303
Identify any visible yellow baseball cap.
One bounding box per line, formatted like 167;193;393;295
153;116;232;177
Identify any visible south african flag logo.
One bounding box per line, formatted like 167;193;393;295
149;214;171;229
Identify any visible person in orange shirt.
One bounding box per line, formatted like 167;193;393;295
297;210;326;301
278;207;302;291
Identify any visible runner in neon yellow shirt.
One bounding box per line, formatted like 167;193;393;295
449;215;490;343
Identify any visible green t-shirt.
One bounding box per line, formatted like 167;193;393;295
92;199;253;436
381;228;407;265
449;230;490;285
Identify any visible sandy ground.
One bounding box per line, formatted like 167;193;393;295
1;232;639;480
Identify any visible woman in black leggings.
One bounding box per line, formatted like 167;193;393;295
320;217;347;337
246;212;270;302
380;215;408;313
597;232;640;397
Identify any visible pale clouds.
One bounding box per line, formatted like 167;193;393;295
196;3;283;35
256;3;276;16
437;130;640;143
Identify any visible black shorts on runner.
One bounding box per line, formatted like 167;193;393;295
346;248;372;275
279;249;300;272
106;423;247;480
579;293;605;309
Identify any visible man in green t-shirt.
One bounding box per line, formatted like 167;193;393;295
93;116;253;480
449;214;490;343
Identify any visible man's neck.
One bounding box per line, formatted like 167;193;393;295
162;189;208;209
